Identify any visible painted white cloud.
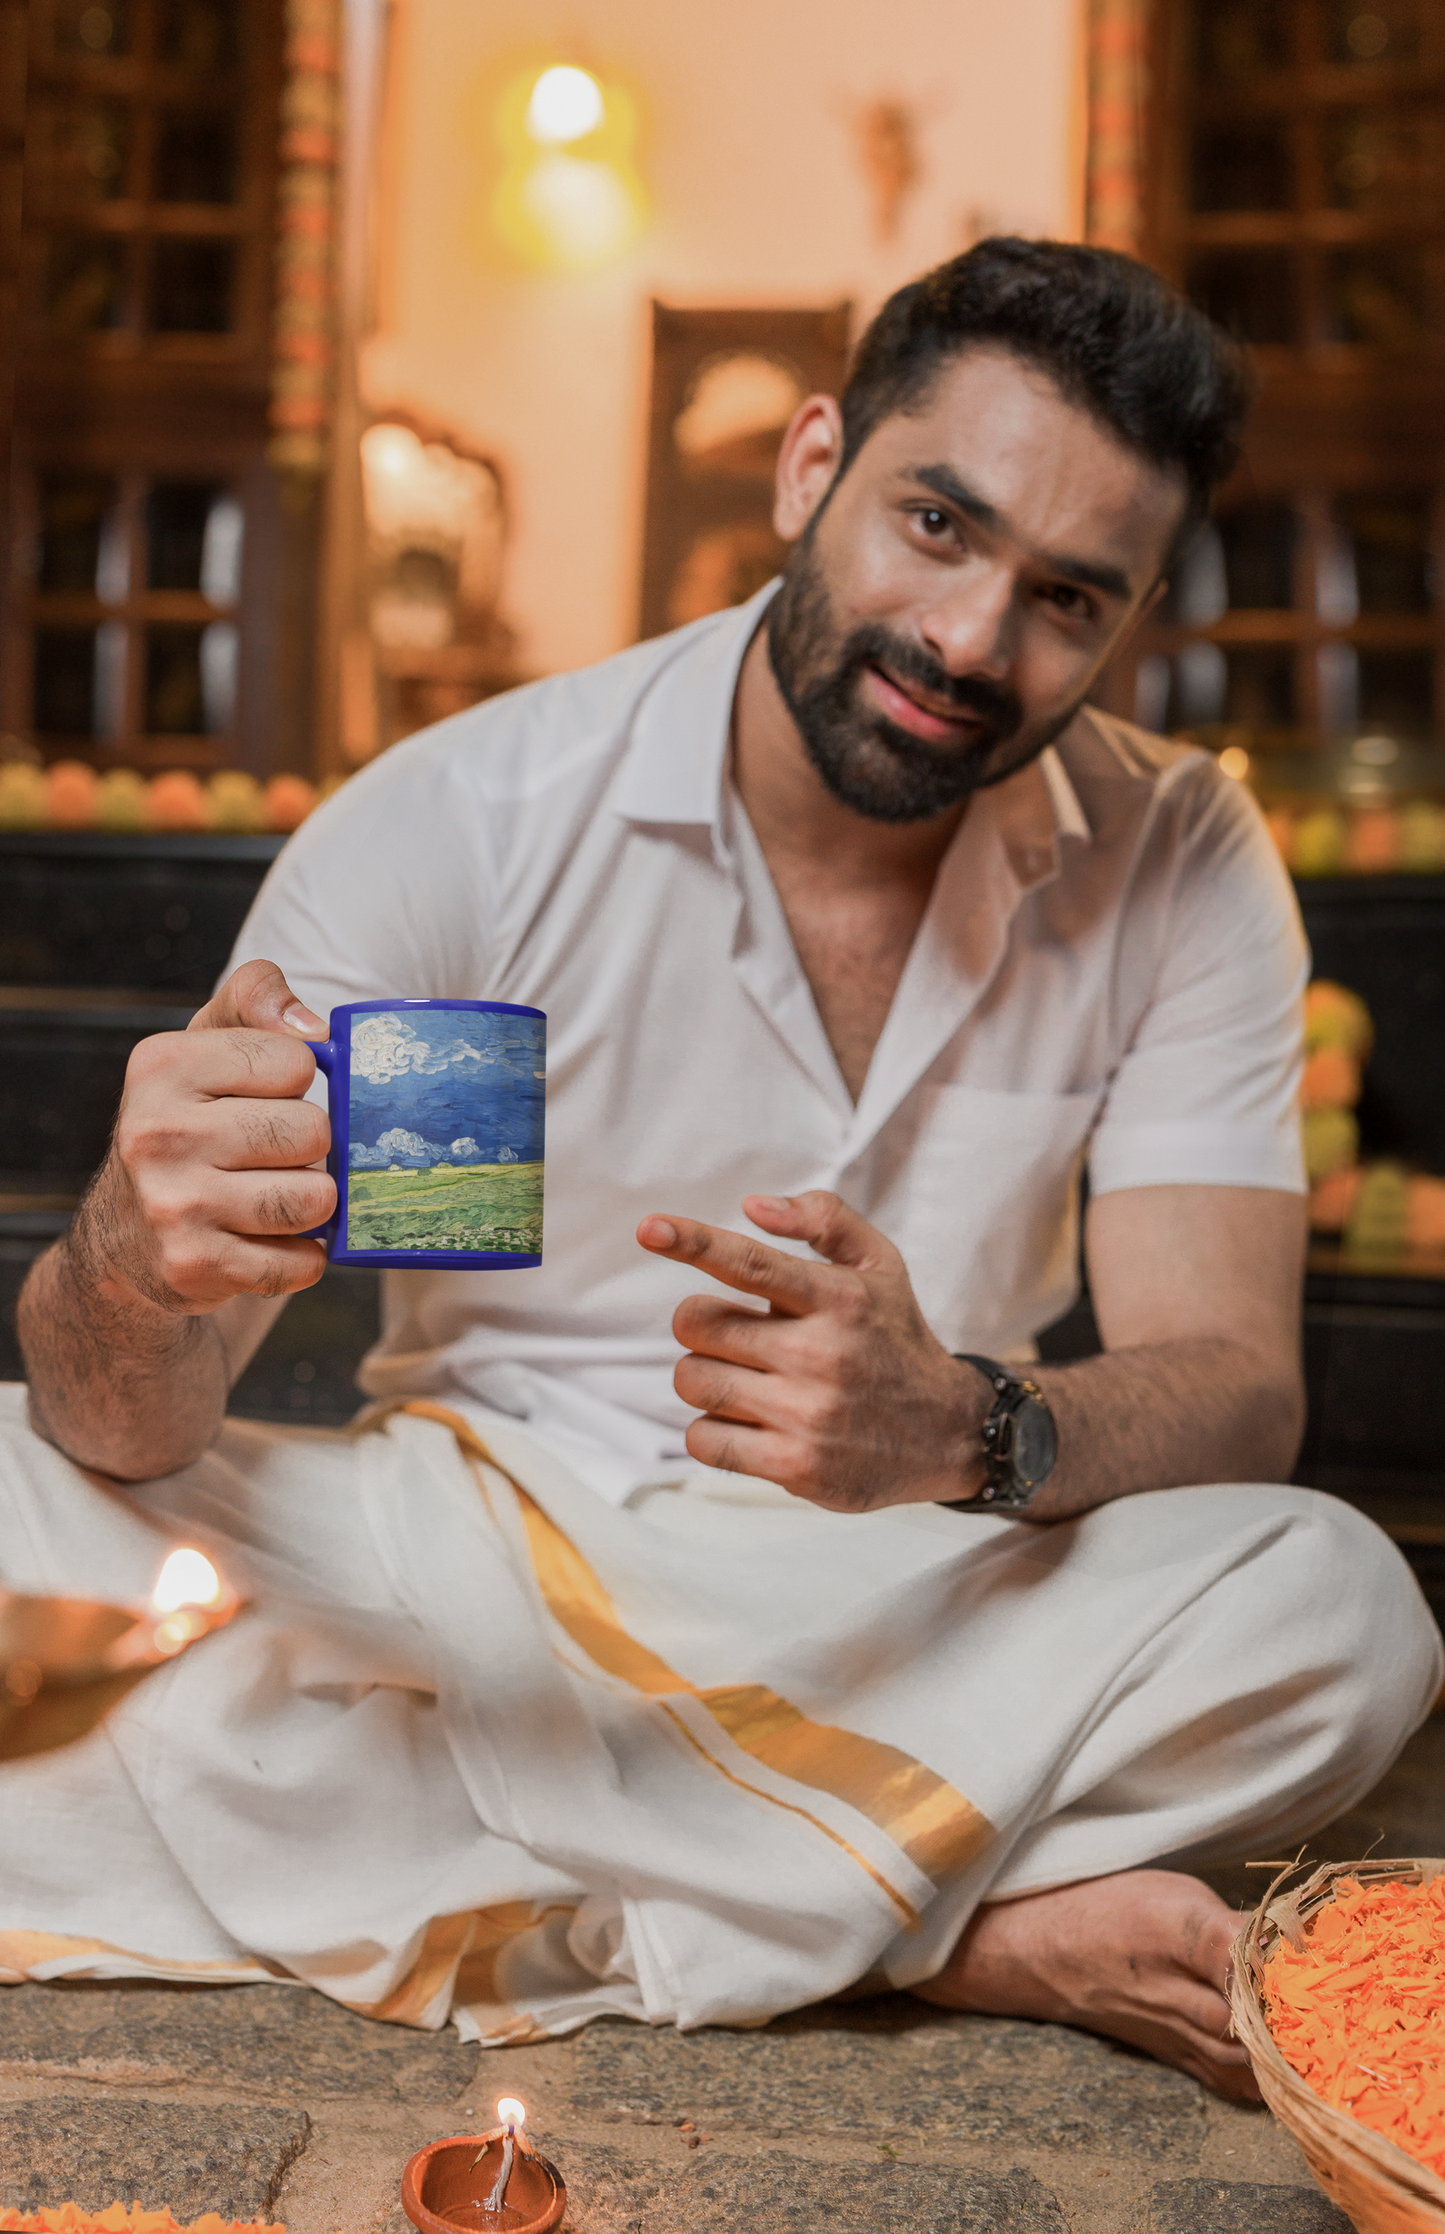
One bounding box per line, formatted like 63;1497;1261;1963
378;1125;429;1156
351;1013;437;1084
350;1124;438;1168
351;1011;518;1084
350;1126;514;1170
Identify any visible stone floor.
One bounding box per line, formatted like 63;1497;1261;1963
3;1718;1443;2234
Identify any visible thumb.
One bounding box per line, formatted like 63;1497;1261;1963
741;1189;897;1272
188;958;327;1038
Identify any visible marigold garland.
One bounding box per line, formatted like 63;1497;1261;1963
1262;1872;1445;2180
1084;0;1147;255
0;2208;282;2234
268;0;341;475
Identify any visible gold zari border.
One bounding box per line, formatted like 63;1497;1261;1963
0;1928;270;1983
346;1900;563;2039
373;1402;993;1927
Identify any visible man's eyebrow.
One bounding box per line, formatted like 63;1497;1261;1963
1044;551;1134;602
907;463;1135;604
911;463;1004;532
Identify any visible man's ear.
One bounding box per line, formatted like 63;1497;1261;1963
773;395;844;542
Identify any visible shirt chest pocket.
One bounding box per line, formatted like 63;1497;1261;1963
885;1084;1103;1355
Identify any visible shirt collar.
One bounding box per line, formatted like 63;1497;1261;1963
982;734;1093;894
612;580;1096;885
611;584;776;833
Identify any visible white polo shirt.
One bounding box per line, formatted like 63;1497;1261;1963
232;587;1307;1500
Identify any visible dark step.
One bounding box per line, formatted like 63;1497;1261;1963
0;987;196;1190
0;831;278;997
1297;876;1445;1175
1299;1300;1445;1478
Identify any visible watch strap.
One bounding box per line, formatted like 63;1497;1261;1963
940;1352;1053;1513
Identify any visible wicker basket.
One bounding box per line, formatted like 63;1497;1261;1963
1230;1858;1445;2234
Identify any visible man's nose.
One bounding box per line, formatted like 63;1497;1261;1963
918;564;1018;682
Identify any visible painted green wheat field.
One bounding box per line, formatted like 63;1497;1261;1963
346;1160;543;1255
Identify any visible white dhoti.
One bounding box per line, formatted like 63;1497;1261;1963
0;1390;1437;2044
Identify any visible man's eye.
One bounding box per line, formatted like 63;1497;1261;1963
1043;583;1092;618
916;508;952;537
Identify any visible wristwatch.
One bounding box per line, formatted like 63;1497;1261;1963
939;1354;1057;1513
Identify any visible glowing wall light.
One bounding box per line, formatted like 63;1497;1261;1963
493;62;646;273
526;65;605;144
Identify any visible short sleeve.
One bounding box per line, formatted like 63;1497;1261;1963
224;724;496;1024
1088;767;1308;1198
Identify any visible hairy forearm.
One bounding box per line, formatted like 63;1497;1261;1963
17;1201;229;1482
15;962;335;1481
998;1335;1306;1524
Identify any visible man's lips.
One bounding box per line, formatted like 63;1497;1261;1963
862;663;992;747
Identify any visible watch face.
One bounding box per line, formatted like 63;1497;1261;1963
1011;1394;1058;1488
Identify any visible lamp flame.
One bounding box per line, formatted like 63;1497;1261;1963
496;2095;526;2130
152;1549;221;1614
94;1549;238;1677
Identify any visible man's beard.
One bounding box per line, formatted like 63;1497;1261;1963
766;529;1081;824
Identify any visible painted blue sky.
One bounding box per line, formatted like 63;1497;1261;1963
348;1009;544;1170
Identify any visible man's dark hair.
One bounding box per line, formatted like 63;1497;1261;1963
839;237;1252;546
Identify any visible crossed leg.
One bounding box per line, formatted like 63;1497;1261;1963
904;1486;1445;2101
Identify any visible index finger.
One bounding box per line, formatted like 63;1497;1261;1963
126;1022;322;1104
636;1213;825;1314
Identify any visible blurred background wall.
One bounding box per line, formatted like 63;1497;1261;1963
363;0;1083;679
4;0;1443;820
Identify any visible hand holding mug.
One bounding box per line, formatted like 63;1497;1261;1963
103;958;335;1315
102;969;546;1320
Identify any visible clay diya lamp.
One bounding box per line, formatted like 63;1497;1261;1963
402;2098;564;2234
0;1548;243;1763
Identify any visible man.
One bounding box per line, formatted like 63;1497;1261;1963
7;241;1439;2096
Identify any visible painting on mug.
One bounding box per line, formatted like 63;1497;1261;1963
345;1009;544;1255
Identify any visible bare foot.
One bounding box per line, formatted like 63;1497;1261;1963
914;1868;1259;2101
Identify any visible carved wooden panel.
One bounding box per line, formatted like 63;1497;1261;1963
3;0;293;774
638;301;851;645
1112;0;1445;768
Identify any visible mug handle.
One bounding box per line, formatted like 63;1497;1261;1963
303;1035;341;1250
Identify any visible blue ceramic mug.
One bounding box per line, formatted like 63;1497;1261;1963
307;998;545;1269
